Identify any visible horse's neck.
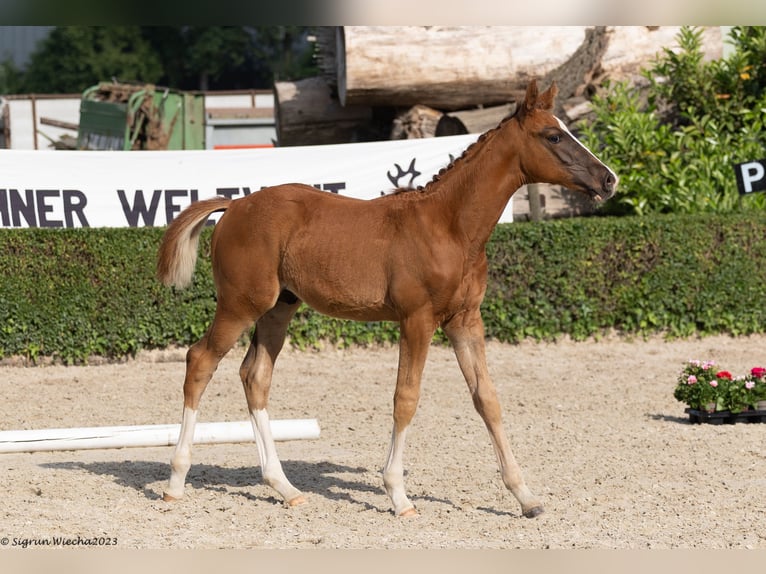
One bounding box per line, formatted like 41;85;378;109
429;130;524;247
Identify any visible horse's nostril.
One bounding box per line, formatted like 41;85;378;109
604;172;617;192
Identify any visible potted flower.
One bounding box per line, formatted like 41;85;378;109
719;374;756;414
673;360;721;412
749;367;766;411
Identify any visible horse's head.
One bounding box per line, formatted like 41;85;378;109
512;79;617;202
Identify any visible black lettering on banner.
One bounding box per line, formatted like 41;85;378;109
0;189;8;226
117;189;162;227
36;189;62;228
63;189;89;227
734;159;766;195
10;189;36;227
216;187;239;199
0;188;90;228
164;189;198;224
312;182;346;194
118;189;202;227
215;187;255;199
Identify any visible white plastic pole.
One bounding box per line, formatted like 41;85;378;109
0;419;320;453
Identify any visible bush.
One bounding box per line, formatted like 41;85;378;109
579;26;766;216
0;227;216;364
2;212;766;363
484;213;766;341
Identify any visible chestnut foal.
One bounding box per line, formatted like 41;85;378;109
157;80;617;518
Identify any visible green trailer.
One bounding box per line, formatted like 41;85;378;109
77;82;205;150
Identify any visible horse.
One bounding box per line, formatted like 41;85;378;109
156;79;617;518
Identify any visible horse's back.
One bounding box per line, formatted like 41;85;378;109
219;183;412;238
209;183;408;321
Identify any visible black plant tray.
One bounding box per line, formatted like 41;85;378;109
685;408;766;425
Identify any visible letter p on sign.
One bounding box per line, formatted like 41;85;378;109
734;159;766;195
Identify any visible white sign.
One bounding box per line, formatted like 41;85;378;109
734;159;766;195
0;134;516;228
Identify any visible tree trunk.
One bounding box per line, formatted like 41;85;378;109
336;26;592;110
543;26;610;118
331;26;723;111
273;76;376;146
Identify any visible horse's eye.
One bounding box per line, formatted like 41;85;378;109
547;134;561;144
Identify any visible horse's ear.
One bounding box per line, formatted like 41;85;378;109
519;79;558;122
521;79;539;117
538;81;558;111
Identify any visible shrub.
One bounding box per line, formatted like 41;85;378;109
2;212;766;363
483;213;766;342
579;26;766;216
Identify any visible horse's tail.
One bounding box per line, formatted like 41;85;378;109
157;196;231;289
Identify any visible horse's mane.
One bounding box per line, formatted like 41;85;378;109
386;109;517;198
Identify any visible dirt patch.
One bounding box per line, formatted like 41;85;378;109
1;335;765;549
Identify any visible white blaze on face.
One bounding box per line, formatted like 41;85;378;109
555;116;618;185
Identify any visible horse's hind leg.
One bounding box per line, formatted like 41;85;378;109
239;292;304;506
443;309;544;518
163;309;253;501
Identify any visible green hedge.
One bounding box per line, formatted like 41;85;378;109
484;213;766;341
2;212;766;364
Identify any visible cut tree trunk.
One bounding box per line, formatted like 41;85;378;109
392;103;516;139
337;26;590;110
273;76;376;146
332;26;723;111
390;105;443;139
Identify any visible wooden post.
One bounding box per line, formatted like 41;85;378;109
527;184;543;222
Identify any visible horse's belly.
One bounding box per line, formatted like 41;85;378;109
282;259;395;321
292;282;394;321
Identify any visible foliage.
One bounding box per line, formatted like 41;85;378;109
12;26;318;94
0;57;24;94
0;227;216;364
674;362;766;413
2;213;766;364
21;27;164;93
580;26;766;216
483;213;766;343
249;27;319;85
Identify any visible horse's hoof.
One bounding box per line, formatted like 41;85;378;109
287;495;307;507
397;507;418;518
162;492;180;502
522;505;544;518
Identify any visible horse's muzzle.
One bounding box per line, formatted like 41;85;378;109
591;170;617;202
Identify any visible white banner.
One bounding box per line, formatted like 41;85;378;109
0;134;514;229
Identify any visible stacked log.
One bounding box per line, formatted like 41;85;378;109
273;76;378;147
336;26;722;114
274;26;723;147
273;26;723;219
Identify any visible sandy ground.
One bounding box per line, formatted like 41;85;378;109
1;334;765;550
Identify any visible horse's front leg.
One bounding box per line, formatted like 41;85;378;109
383;313;435;517
443;308;544;518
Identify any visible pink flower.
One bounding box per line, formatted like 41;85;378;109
746;381;755;390
702;361;716;370
751;367;766;378
710;380;718;387
687;375;698;384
